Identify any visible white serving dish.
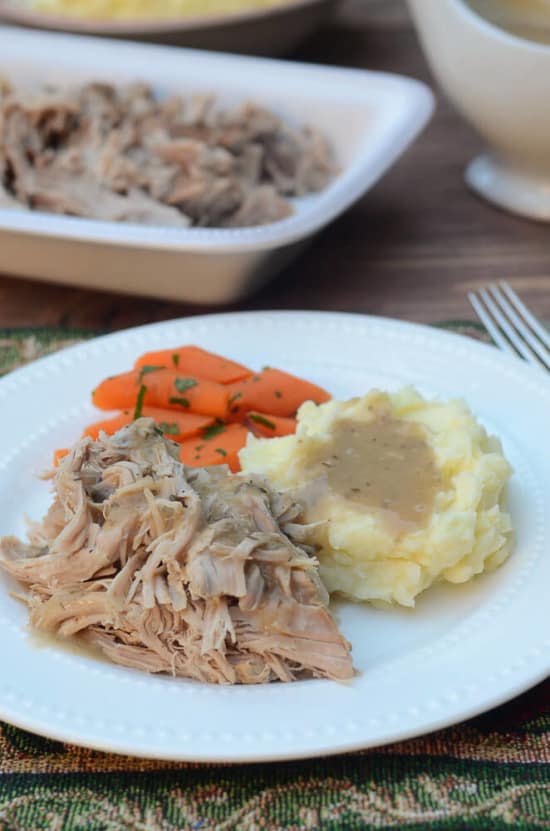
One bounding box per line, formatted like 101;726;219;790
0;26;433;304
407;0;550;221
0;0;338;55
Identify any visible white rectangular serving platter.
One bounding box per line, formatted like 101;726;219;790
0;26;434;303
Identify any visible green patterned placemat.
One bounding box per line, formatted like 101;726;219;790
0;326;548;831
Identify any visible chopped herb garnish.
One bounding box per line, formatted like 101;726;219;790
215;448;228;458
172;353;180;368
249;413;276;430
274;390;283;398
169;396;190;408
203;423;226;441
133;384;147;419
158;421;179;436
229;391;243;405
252;376;261;383
231;406;240;414
153;426;164;437
195;444;205;452
262;365;272;371
138;365;163;383
175;377;198;394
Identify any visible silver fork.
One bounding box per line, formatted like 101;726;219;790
468;282;550;372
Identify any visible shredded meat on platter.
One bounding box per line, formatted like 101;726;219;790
0;81;334;228
0;420;353;684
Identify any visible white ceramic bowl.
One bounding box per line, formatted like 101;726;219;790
0;0;337;55
407;0;550;221
0;26;433;304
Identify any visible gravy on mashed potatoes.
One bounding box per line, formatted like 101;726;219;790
240;388;513;607
307;408;441;532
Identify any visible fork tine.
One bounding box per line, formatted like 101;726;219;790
499;281;550;350
488;284;550;369
478;287;549;369
468;291;519;356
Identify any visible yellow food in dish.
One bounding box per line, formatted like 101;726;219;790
467;0;550;45
32;0;295;19
240;387;513;606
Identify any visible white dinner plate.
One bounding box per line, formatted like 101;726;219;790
0;311;548;762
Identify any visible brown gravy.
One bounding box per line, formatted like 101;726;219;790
308;412;440;528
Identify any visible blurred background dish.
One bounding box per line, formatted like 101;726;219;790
408;0;550;221
0;26;433;304
0;0;338;53
11;0;300;17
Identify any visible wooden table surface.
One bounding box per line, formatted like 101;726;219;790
1;0;549;331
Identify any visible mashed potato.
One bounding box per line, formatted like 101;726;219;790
240;388;513;606
33;0;293;19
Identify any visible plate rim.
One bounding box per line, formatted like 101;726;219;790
0;663;549;764
3;308;549;387
0;309;548;763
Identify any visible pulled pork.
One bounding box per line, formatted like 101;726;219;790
0;81;334;228
0;420;352;684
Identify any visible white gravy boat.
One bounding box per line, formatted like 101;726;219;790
407;0;550;220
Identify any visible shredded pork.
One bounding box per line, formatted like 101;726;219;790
0;420;352;684
0;80;334;228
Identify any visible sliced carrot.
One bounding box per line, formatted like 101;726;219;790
142;407;214;441
84;413;132;441
227;368;330;420
53;448;69;467
83;408;214;443
92;368;229;419
245;412;297;438
179;423;249;473
134;346;252;385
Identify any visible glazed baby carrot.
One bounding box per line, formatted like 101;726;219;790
134;346;252;385
83;413;131;441
245;412;297;438
92;368;229;419
179;423;249;473
84;408;214;442
53;448;69;467
227;368;330;420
